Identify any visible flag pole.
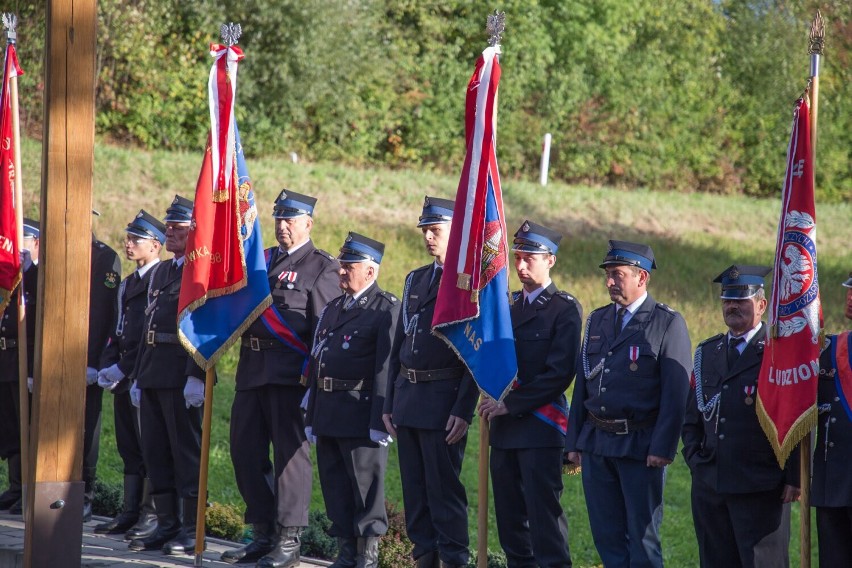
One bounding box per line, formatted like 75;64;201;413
3;13;29;515
477;410;489;568
799;11;824;568
194;365;215;566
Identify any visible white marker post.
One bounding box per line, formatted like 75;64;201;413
540;132;551;186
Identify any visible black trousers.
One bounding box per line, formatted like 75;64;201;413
816;506;852;568
317;436;387;538
397;426;469;565
140;387;201;498
0;381;21;460
113;389;145;477
491;446;572;568
83;384;103;490
230;385;311;527
691;478;790;568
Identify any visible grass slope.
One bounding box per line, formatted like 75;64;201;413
15;138;852;566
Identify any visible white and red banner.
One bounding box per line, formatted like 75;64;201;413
0;43;22;312
757;98;823;466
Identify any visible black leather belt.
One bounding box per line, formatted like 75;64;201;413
401;365;464;383
146;331;180;345
243;336;281;351
587;411;657;435
0;337;16;350
319;377;372;392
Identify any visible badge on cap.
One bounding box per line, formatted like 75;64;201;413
522;221;530;232
729;267;739;279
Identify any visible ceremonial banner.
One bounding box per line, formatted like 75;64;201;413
757;98;822;466
432;45;517;402
178;41;271;369
0;43;22;312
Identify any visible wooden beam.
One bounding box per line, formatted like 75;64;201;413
23;0;97;565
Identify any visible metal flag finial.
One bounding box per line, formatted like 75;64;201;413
220;22;242;47
486;11;505;47
808;10;825;55
2;12;17;44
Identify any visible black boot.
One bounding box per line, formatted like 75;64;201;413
355;537;380;568
329;537;358;568
94;474;142;534
128;492;180;551
220;522;275;564
124;477;157;540
257;526;302;568
163;497;202;555
0;454;22;510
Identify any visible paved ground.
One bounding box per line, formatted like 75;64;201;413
0;512;329;567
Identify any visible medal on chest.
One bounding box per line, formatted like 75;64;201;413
629;345;639;372
743;385;755;406
276;271;297;290
342;335;352;350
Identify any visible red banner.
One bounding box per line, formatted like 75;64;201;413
0;44;23;312
757;98;822;466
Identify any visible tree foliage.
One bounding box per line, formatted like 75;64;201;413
8;0;849;200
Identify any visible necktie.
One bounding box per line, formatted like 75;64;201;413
431;266;443;291
728;337;744;369
344;295;356;311
615;307;627;335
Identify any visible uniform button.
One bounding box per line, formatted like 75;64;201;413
417;328;423;333
420;308;426;313
835;397;841;402
723;385;729;390
323;348;328;352
152;324;157;329
601;387;607;393
719;434;725;440
719;417;726;423
320;363;326;368
831;417;837;423
600;406;606;412
829;442;835;448
607;351;613;356
329;332;334;337
604;369;610;374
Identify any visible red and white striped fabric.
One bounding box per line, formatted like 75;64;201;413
208;43;244;197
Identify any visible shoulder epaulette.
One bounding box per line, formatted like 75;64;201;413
313;248;336;262
655;302;679;315
411;264;432;277
379;290;398;303
697;333;725;348
589;305;609;317
554;291;576;303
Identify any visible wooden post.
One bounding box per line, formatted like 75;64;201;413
23;1;97;566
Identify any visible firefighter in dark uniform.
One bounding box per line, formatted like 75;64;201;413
383;196;478;568
480;220;582;568
0;218;39;515
95;210;165;539
305;232;399;568
128;195;206;555
682;265;799;568
566;240;691;568
82;218;122;521
221;190;340;568
811;272;852;568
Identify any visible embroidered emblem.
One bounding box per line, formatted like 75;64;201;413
105;272;118;289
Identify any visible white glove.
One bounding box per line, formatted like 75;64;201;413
27;377;33;393
304;426;317;445
20;249;33;272
97;364;125;391
86;367;99;386
184;376;205;408
129;381;141;407
300;389;310;411
370;429;393;447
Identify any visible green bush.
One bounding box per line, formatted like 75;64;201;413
205;501;245;542
379;500;414;568
301;509;338;561
467;550;508;568
93;478;123;518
